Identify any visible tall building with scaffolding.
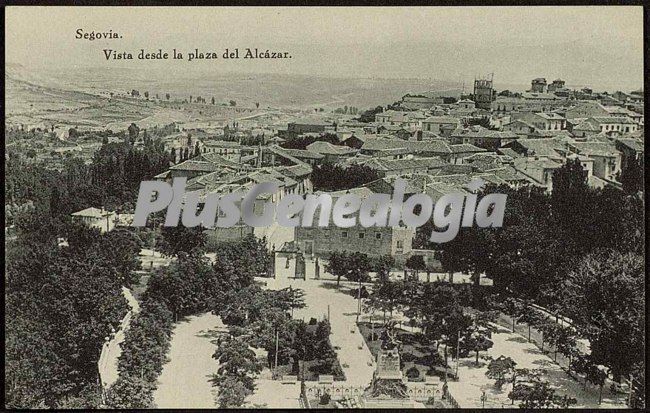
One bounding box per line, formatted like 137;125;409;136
473;74;495;110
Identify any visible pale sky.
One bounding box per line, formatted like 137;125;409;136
5;6;645;89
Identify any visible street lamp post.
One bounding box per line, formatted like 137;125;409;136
455;330;460;378
356;277;362;323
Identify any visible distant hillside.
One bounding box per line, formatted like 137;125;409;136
7;66;462;111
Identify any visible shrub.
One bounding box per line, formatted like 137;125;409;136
319;392;331;405
406;366;421;379
401;352;418;363
368;332;379;341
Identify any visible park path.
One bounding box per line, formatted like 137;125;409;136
98;287;140;388
445;325;627;409
153;312;226;408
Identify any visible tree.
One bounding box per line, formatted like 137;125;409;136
509;380;577;408
560;249;644;382
105;376;154;408
463;322;494;365
620;156;644;194
373;255;395;283
68;127;79;139
127;123;140;145
366;281;403;323
356;106;383;123
213;336;262;385
486;356;517;389
6;228;129;408
216;375;251;408
550;158;593;253
280;132;339;150
516;302;546;342
157;225;207;257
629;362;645;409
462;116;497;130
405;255;426;280
100;228;143;287
311;163;380;191
325;251;372;286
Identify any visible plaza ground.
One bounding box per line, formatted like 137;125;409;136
136;255;626;409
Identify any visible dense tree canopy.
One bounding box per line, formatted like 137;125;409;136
6;219;131;408
311;163;380;192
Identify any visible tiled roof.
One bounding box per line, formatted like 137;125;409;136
513;138;566;158
203;140;242;148
290;119;333;126
537;112;566;120
195;153;241;168
496;148;522;159
616;138;644;153
491;166;530;182
322;186;375;200
363;157;448;172
273;146;324;160
450;126;518;140
513;157;562;171
169;160;226;172
71;207;112;218
306;141;357;155
423;116;460;124
570;141;619;157
591;116;637;124
361;138;452;154
573;119;600;131
448;144;487;154
279;163;313;177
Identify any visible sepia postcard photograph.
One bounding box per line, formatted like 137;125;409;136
3;4;646;410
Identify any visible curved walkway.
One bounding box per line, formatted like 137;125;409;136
98;287;140;388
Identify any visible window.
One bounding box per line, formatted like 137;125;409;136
375;232;382;240
359;232;365;239
341;231;348;238
396;240;404;249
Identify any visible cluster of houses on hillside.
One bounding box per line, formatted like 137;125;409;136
71;77;644;264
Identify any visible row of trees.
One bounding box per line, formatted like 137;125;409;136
279;132;340;150
105;300;174;408
6;129;172;223
105;232;275;408
421;159;644;400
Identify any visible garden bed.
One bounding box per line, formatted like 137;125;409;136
357;322;455;382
